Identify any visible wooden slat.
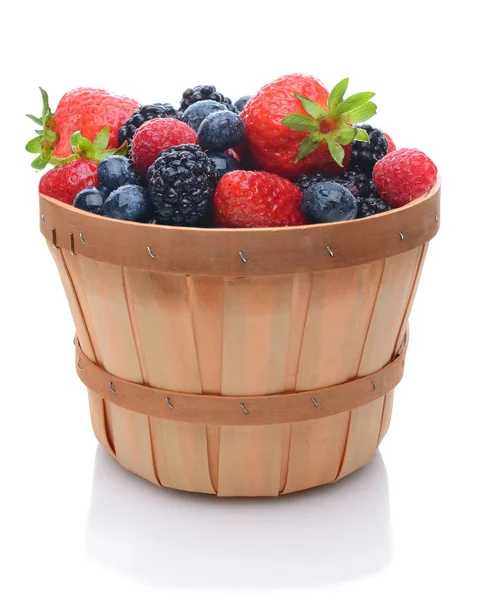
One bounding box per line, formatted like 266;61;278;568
47;243;115;457
337;247;424;479
221;276;294;395
150;420;215;493
70;257;160;484
188;276;225;394
378;390;394;445
283;261;384;492
217;424;284;497
217;276;296;496
281;414;350;494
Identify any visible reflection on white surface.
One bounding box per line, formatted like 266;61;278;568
87;447;391;589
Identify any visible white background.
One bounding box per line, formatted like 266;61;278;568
1;1;478;598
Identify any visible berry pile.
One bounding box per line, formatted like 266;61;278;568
28;76;438;228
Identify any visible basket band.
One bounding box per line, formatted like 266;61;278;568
75;330;408;426
40;185;440;276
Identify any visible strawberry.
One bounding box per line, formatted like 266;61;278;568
26;88;140;169
372;148;438;207
242;75;377;179
384;132;397;153
39;159;99;205
213;171;305;228
131;118;198;178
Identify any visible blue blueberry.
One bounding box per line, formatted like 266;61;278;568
302;181;358;223
181;100;226;132
234;95;251;112
98;156;140;194
103;184;151;222
207;152;241;177
197;110;245;152
73;187;107;215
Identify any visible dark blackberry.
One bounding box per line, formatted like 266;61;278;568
349;124;388;176
342;170;377;198
147;144;218;227
357;194;393;219
295;172;360;197
118;103;179;146
180;85;237;113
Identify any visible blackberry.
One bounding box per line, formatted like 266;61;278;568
357;194;393;219
147;144;218;227
295;172;360;198
180;85;237;113
118;103;179;146
349;124;388;176
342;170;377;198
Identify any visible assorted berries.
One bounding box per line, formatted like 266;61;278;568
29;75;438;228
372;148;438;207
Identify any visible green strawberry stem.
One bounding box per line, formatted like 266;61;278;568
26;87;127;170
281;78;376;167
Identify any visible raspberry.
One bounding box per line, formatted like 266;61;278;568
373;148;438;207
131;118;197;178
213;171;305;228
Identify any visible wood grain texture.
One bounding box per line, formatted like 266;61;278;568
281;414;350;494
150;419;215;493
47;243;115;458
221;276;293;395
217;425;284;497
336;246;424;480
188;276;225;394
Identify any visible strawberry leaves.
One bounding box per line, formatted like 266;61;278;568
70;127;128;161
26;87;58;170
281;78;377;167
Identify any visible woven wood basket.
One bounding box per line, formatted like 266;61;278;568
40;182;440;496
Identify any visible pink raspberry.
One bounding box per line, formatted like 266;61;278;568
131;118;197;178
372;148;437;207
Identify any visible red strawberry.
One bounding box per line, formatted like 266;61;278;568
242;75;376;179
131;118;198;178
372;148;438;207
213;171;305;228
39;159;99;205
384;132;396;153
26;88;140;169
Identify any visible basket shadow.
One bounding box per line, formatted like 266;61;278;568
86;446;392;589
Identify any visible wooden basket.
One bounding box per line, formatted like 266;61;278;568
40;183;440;496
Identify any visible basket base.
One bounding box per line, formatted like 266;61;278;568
88;389;394;497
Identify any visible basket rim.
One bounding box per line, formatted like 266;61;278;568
39;178;441;234
39;180;440;276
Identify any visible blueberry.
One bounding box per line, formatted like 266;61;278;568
73;187;107;215
302;182;358;223
98;156;140;194
207;152;241;177
103;184;151;222
181;100;226;132
197;111;245;152
234;95;251;112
